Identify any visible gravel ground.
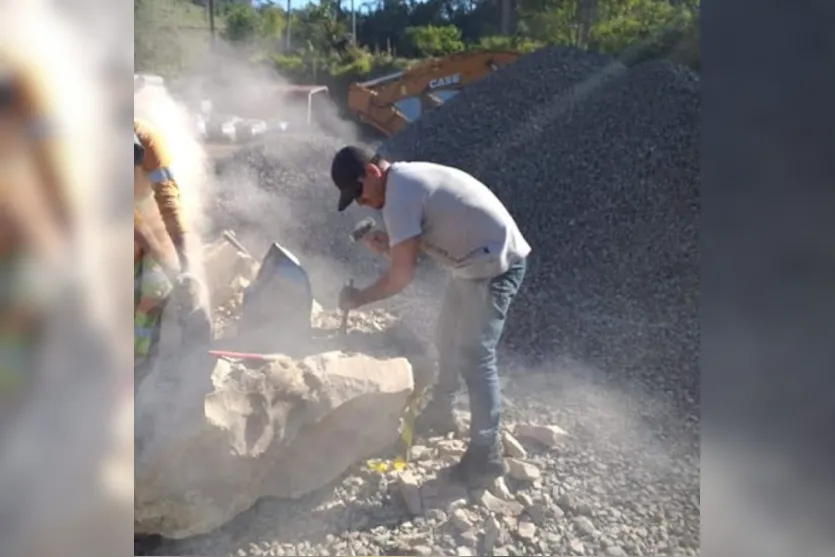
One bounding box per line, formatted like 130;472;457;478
136;360;698;557
144;46;701;556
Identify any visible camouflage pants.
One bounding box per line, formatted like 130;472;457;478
0;256;43;425
134;252;172;373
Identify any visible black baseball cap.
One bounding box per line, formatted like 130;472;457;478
331;145;379;212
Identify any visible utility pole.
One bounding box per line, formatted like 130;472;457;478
208;0;216;49
351;0;357;46
286;0;292;51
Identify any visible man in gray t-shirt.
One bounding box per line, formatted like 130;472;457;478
330;145;530;487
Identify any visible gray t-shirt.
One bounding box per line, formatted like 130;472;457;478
382;161;531;280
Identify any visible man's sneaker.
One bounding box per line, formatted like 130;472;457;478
446;441;507;488
413;404;460;438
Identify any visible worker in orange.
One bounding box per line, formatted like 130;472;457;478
0;52;74;420
134;118;211;383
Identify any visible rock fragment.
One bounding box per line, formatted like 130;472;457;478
488;476;514;500
500;431;527;458
410;445;430;460
573;516;597;537
476;489;523;516
525;502;547;525
449;508;476;532
481;516;501;554
568;539;586;554
514;424;569;447
517;520;537;540
398;471;423;516
505;458;541;482
437;439;467;459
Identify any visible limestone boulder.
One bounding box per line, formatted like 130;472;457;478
134;351;414;539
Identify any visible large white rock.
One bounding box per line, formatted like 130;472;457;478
135;351;414;539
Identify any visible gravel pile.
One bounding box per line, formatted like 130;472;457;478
381;46;627;174
382;50;700;411
208;134;350;258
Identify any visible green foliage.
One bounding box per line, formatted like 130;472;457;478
591;0;692;55
223;4;260;43
291;3;350;55
271;53;305;76
258;5;286;40
404;25;465;58
330;48;374;78
517;0;583;46
474;35;544;53
136;0;700;84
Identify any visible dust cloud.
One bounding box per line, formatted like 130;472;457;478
133;43;366;280
134;83;210;237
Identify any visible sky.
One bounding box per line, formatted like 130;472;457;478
254;0;382;13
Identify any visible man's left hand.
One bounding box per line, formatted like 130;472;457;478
171;273;213;344
171;273;203;312
338;284;364;311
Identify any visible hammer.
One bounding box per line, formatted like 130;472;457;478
222;230;252;257
339;278;354;336
340;218;375;336
349;217;376;243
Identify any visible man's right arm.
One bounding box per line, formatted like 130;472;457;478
363;230;392;259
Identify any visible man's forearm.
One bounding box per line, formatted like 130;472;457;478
154;181;190;268
175;234;195;274
359;268;411;305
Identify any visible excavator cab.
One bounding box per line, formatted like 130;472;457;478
347;50;521;137
397;90;453;122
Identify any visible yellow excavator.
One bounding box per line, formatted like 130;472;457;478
347;50;521;137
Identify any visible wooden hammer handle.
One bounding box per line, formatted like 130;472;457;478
339;278;354;335
222;230;251;257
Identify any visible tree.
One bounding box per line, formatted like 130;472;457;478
591;0;689;54
223;4;260;43
258;5;287;40
405;25;465;57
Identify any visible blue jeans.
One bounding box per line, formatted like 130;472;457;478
432;258;527;447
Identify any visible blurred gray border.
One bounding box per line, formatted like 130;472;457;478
703;0;835;554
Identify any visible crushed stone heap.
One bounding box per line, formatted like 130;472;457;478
381;46;627;174
382;49;700;406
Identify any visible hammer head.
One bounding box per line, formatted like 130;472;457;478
349;217;376;243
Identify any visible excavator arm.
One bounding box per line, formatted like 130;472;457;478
348;50;521;137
